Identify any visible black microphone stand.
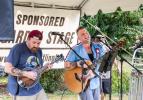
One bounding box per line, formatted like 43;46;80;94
118;53;142;100
58;35;100;92
119;54;123;100
99;41;143;100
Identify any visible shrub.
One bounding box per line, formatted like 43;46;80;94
112;69;130;94
40;69;64;93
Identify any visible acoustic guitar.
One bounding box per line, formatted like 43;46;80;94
17;54;64;89
64;60;96;93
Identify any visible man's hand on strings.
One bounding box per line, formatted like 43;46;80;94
44;62;53;71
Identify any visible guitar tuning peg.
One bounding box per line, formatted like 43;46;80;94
86;60;92;65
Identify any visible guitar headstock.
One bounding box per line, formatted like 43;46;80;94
53;54;64;63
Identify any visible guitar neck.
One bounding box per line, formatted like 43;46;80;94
36;61;55;75
35;54;64;75
88;64;95;70
85;60;95;70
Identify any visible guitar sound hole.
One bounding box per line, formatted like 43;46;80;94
74;73;81;82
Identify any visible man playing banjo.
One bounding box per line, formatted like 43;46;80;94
5;30;52;100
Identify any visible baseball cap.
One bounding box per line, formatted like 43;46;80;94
28;30;43;40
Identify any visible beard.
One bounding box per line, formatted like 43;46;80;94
82;39;90;44
31;47;38;53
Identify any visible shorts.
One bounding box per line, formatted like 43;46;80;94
101;79;111;94
11;89;48;100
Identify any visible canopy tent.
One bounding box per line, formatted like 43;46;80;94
14;0;143;15
0;0;142;41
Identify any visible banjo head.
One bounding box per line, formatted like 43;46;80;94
17;67;39;89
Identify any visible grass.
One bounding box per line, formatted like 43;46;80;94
48;93;78;100
0;85;129;100
0;93;129;100
0;96;11;100
0;77;7;84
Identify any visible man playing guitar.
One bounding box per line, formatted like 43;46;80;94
64;27;107;100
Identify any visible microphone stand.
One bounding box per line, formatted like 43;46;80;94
118;53;142;100
58;35;100;92
99;41;143;100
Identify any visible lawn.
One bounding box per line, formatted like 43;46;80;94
0;93;128;100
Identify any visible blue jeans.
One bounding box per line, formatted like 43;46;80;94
79;86;100;100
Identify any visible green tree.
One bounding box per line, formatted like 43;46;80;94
81;7;143;55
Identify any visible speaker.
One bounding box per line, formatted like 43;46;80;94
0;0;14;41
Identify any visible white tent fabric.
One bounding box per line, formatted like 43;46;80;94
82;0;143;15
14;0;143;15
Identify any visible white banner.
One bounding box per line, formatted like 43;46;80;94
0;6;80;68
0;49;67;69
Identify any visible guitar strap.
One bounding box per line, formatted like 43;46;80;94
90;43;94;63
90;42;103;92
82;43;99;91
90;42;100;64
34;52;40;68
15;76;19;96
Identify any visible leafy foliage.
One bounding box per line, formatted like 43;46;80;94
81;7;143;55
40;69;64;93
112;69;130;93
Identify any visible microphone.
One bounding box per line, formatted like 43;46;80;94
51;32;64;37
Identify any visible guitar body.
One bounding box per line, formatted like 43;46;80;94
64;67;90;93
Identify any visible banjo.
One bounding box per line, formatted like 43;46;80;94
17;54;64;89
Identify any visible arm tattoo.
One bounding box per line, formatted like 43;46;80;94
11;68;23;76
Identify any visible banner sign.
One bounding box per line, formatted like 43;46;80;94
0;6;80;68
0;0;14;41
